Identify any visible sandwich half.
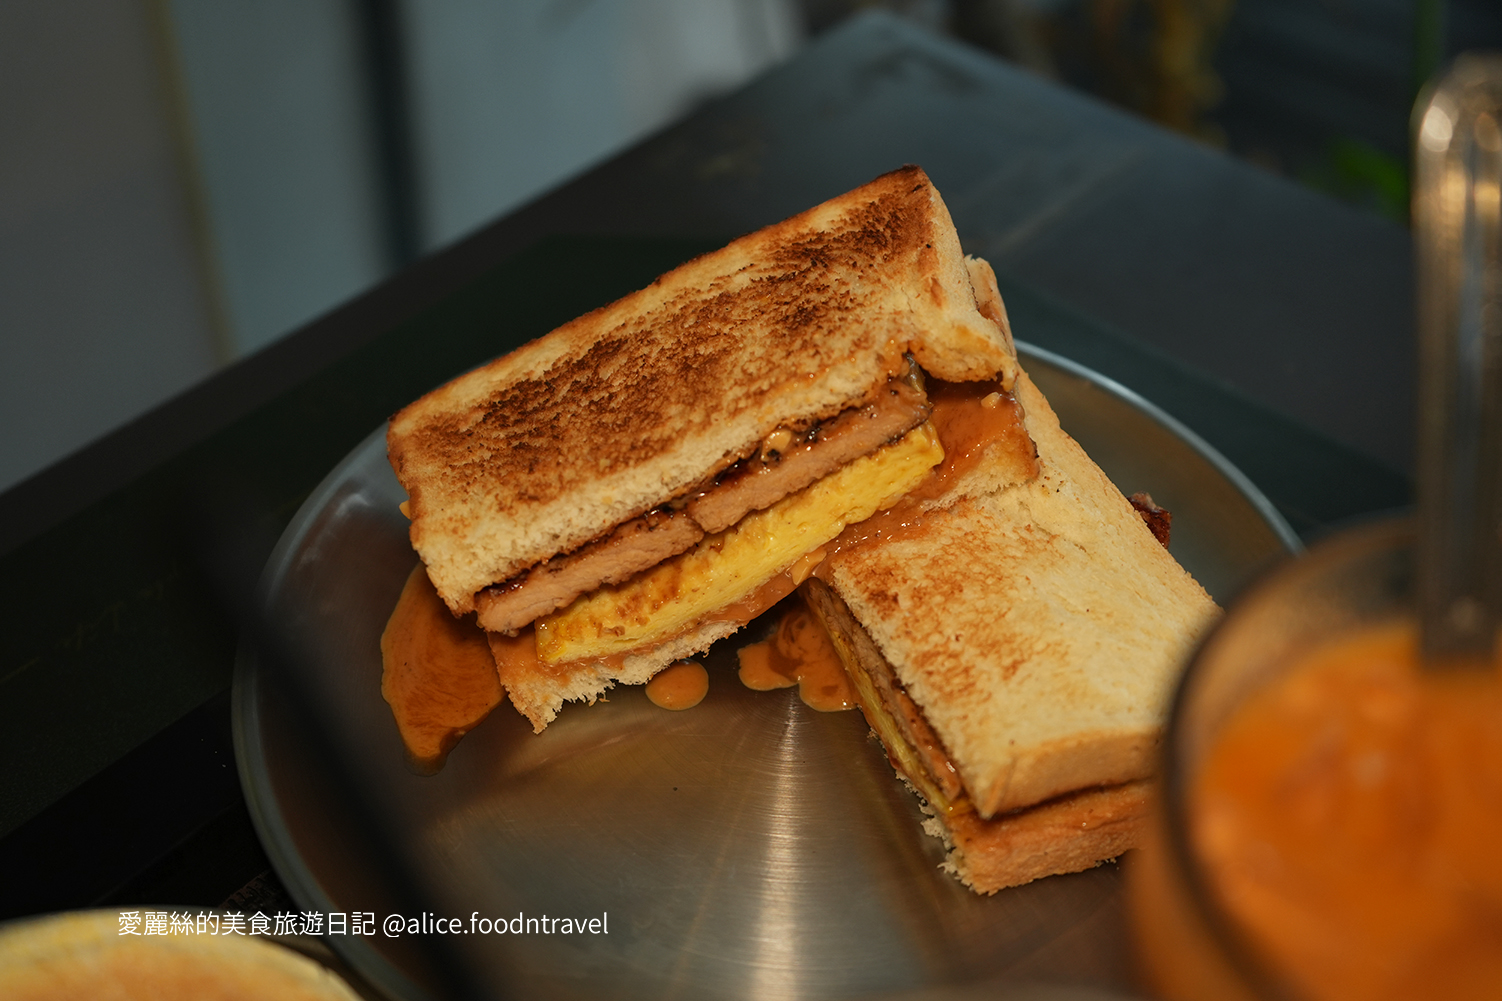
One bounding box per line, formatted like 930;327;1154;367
801;366;1220;892
387;166;1038;731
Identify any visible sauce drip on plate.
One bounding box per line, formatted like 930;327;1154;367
645;660;709;710
737;598;854;712
381;566;505;773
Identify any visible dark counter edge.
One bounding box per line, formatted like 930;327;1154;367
0;690;266;920
0;231;725;920
992;268;1412;538
0;228;1414;565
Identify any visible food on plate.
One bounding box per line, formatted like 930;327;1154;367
800;368;1219;892
380;566;504;773
1190;623;1502;1001
736;597;855;711
644;659;710;710
380;165;1219;894
386;165;1037;733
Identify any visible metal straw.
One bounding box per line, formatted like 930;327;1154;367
1414;54;1502;663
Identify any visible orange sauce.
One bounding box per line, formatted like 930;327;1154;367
917;378;1034;501
1192;623;1502;1001
814;379;1031;574
737;598;855;711
645;660;710;710
380;566;505;773
486;626;544;683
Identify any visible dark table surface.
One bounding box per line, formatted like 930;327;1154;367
0;8;1412;981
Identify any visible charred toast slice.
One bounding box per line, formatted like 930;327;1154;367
388;166;1019;618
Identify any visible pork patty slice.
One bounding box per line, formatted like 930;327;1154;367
687;373;931;533
476;510;704;634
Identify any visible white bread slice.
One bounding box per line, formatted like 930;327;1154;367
388;166;1015;614
823;366;1220;818
491;618;742;733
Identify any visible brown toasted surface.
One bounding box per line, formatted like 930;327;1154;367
827;365;1219;817
389;166;1015;613
965;256;1015;357
929;780;1151;893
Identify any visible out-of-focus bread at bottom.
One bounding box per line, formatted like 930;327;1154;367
0;910;364;1001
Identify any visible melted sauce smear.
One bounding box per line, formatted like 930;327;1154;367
918;378;1034;500
812;379;1031;573
1194;623;1502;1001
380;566;504;773
737;598;854;711
732;381;1028;712
645;660;710;710
486;626;542;683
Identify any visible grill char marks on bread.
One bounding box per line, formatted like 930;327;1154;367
388;166;1017;619
805;365;1219;892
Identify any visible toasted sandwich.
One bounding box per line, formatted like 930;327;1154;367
387;166;1039;732
800;366;1220;892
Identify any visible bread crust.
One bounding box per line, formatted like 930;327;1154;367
926;780;1151;893
389;166;1015;613
491;618;741;732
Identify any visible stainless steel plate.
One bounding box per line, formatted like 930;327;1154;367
234;344;1299;1001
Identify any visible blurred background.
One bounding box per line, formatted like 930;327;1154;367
3;0;1500;497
